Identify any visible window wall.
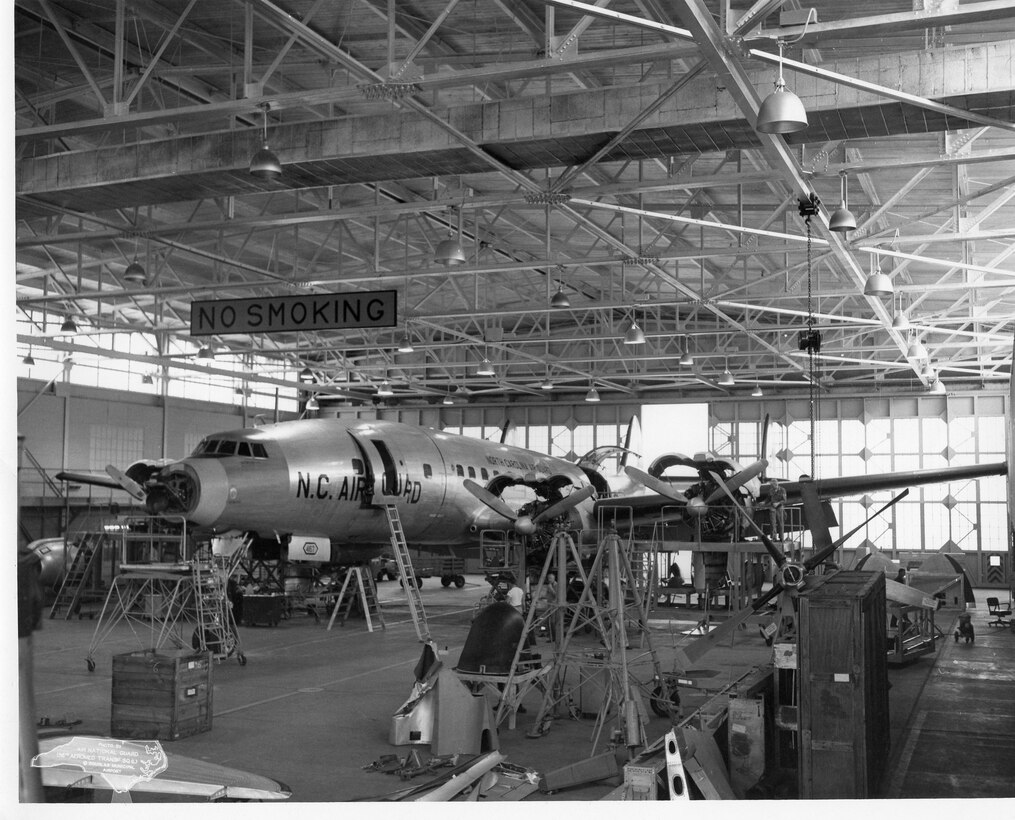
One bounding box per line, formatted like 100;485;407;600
17;309;298;414
711;394;1009;554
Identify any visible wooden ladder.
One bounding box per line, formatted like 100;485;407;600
327;566;385;632
384;505;431;643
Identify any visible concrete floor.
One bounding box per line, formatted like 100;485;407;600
20;575;1015;805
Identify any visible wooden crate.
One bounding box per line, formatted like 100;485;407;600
111;649;213;741
797;570;889;799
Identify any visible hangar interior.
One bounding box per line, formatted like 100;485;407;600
14;0;1015;807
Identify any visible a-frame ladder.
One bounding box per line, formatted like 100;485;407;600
384;505;431;643
326;566;385;632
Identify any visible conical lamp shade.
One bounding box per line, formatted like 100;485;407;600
250;143;282;179
718;369;735;387
305;395;319;411
123;260;147;285
23;353;35;366
891;310;910;330
680;350;694;366
60;317;78;333
435;237;467;265
752;384;763;397
550;285;570;308
907;340;928;360
377;380;393;396
585;386;600;403
624;320;646;345
476;357;495;376
756;85;808;134
864;271;893;297
828;205;856;233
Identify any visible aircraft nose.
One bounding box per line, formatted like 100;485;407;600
151;459;230;526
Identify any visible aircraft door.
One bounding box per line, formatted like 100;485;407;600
346;429;441;510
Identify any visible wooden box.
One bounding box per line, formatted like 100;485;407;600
797;571;889;799
111;649;213;741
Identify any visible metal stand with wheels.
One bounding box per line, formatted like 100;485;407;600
85;562;245;672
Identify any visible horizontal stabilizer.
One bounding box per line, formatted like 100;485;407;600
885;578;938;610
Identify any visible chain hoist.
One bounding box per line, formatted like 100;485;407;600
797;194;822;479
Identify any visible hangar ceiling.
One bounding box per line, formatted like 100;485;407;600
15;0;1015;408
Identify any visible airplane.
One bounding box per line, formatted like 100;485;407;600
53;415;1008;574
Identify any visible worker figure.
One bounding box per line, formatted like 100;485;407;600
666;562;684;588
767;478;787;542
503;573;525;613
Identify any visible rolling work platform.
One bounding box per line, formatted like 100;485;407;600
83;518;246;671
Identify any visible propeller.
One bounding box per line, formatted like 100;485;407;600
105;464;146;501
703;458;768;505
674;487;911;669
463;479;595;535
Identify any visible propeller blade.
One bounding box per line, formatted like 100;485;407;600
702;465;788;568
805;488;910;571
675;583;784;668
703;459;768;504
532;485;595;524
463;479;518;521
623;466;689;504
104;464;146;501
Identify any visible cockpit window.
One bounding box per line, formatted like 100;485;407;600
192;438;268;459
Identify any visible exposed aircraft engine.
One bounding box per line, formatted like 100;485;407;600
144;461;229;526
463;476;595;544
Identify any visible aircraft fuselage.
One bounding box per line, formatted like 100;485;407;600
150;418;594;561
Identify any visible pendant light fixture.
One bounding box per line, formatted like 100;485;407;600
299;365;314;382
623;313;646;345
755;40;808;134
377;380;393;397
680;337;694;367
906;336;928;361
929;379;947;395
752;383;763;397
864;254;893;297
397;323;415;353
891;291;910;330
434;231;466;265
305;395;320;412
435;205;466;265
585;384;600;403
828;172;857;233
443;392;454;405
197;344;215;359
60;316;78;334
249;102;282;180
718;359;735;387
22;351;35;366
550;282;570;308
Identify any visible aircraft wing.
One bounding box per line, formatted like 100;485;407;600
53;470;125;491
35;735;292;801
771;461;1007;504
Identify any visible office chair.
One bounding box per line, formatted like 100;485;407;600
986;597;1012;628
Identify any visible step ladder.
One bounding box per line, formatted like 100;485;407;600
49;532;105;619
326;566;385;632
384;505;431;643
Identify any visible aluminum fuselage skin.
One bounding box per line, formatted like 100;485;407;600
156;418;594;560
